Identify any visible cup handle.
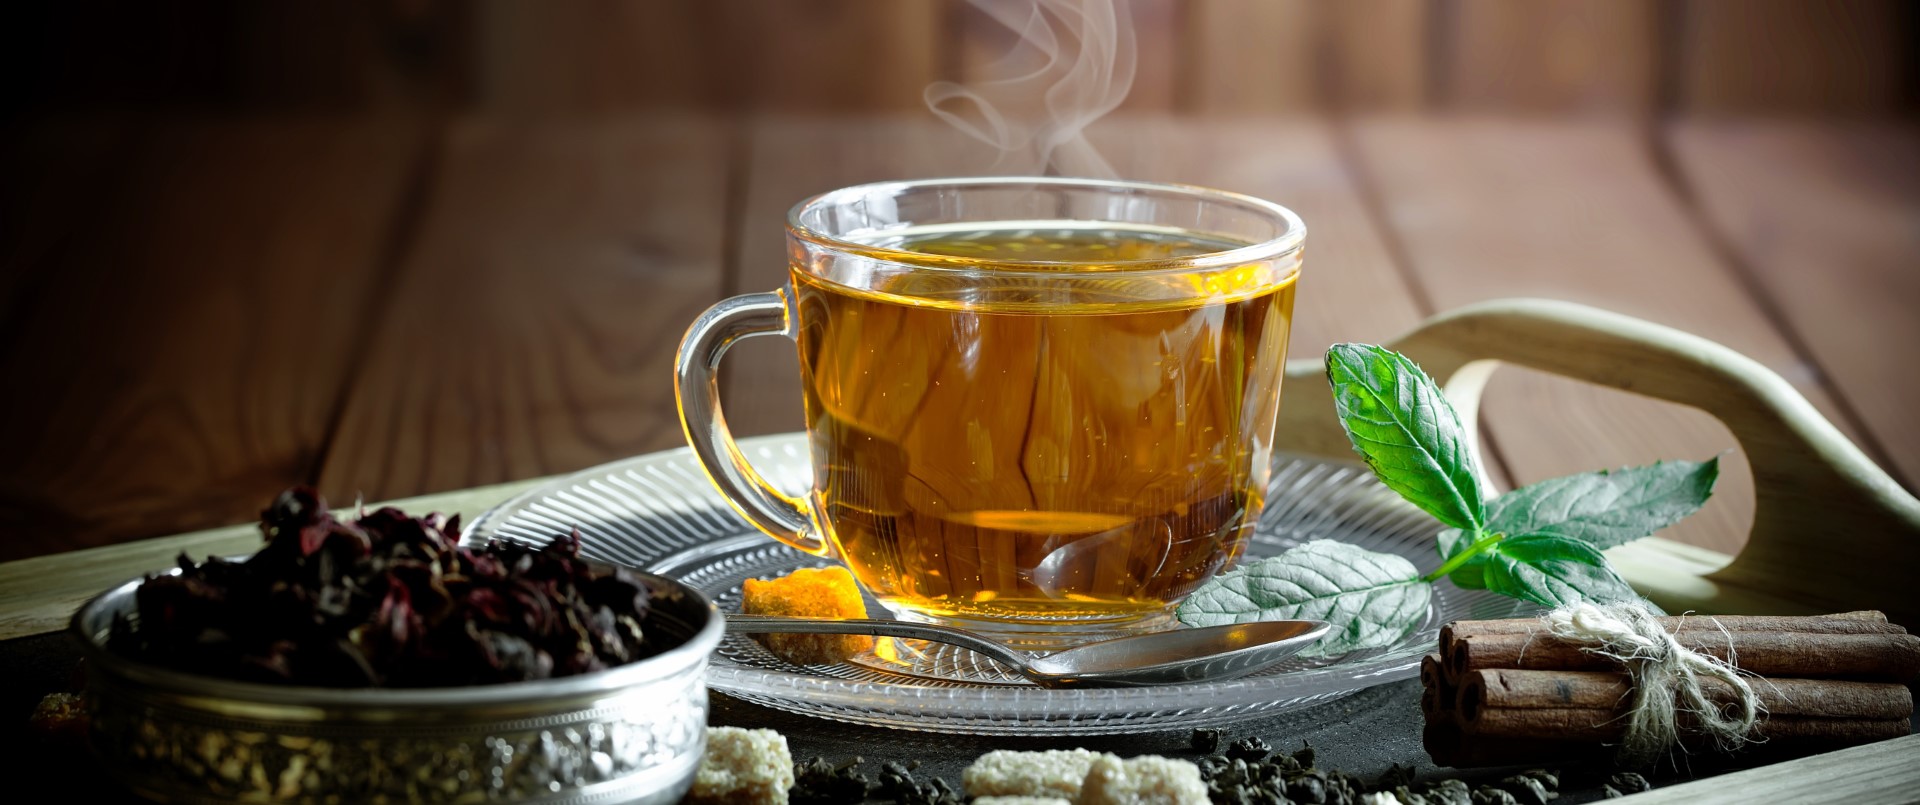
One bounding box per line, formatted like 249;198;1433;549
674;290;827;556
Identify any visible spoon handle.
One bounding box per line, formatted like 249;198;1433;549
725;614;1030;668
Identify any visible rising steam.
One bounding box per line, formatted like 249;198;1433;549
924;0;1136;178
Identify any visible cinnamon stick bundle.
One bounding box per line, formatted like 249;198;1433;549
1424;611;1917;768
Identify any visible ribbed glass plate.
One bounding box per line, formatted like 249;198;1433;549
466;433;1533;735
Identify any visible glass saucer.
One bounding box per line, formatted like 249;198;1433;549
465;433;1533;735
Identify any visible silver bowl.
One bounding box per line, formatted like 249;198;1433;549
70;568;723;804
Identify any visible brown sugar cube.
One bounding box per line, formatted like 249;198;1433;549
739;565;872;665
686;727;794;804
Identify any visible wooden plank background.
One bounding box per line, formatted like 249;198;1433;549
316;116;734;502
0;0;1914;563
4;0;1911;116
0;119;428;558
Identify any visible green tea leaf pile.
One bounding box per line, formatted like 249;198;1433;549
109;487;660;687
1179;344;1719;655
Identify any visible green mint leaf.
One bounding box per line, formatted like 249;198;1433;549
1438;532;1490;590
1436;527;1473;560
1326;344;1486;532
1479;534;1641;607
1484;459;1719;550
1176;540;1431;658
1448;563;1488;589
1433;528;1487;588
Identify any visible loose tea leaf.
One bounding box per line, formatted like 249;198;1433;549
108;487;660;687
1226;737;1273;762
791;757;873;805
1177;541;1430;658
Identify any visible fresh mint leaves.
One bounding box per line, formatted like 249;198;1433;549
1325;345;1487;532
1176;343;1718;657
1176;541;1431;658
1484;460;1721;551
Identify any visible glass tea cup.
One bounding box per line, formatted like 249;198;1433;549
676;177;1304;643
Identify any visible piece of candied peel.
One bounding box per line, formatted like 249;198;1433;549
27;692;88;746
740;565;871;665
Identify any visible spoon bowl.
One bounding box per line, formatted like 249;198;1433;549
726;615;1329;688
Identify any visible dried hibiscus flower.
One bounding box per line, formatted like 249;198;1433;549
107;487;657;687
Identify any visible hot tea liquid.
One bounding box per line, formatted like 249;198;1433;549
792;226;1296;626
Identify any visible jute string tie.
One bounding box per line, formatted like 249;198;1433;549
1543;602;1764;765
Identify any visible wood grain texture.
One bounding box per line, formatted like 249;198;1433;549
716;0;940;112
1612;734;1920;804
214;0;471;110
0;118;143;318
317;116;731;504
0;118;426;562
1669;122;1919;487
1677;0;1912;115
475;0;937;113
1183;0;1319;112
473;0;722;112
1346;117;1865;554
1442;0;1659;113
1324;0;1430;110
1184;0;1427;112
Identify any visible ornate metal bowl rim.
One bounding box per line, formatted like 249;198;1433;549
69;564;724;712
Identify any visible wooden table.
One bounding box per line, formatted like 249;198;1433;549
2;113;1916;800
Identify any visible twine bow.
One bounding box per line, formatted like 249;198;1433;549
1544;602;1764;766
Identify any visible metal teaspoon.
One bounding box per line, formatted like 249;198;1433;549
726;615;1330;688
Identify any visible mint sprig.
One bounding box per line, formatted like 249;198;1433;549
1177;344;1718;656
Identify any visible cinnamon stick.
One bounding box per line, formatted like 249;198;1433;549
1439;611;1897;648
1457;669;1914;722
1420;652;1450;693
1445;630;1920;682
1422;685;1450;720
1458;705;1911;744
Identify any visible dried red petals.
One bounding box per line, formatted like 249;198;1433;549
107;487;656;688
